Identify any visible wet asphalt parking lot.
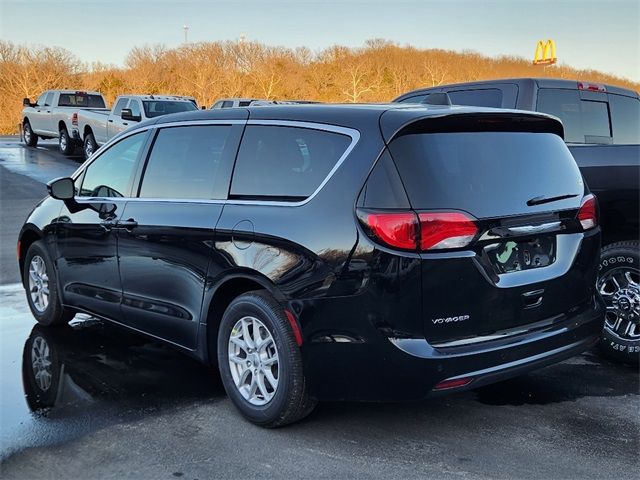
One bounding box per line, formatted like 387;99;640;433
0;138;638;479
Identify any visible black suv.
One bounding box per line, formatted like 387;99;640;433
395;79;640;363
18;104;604;426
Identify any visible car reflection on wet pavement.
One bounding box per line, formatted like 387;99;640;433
0;283;222;460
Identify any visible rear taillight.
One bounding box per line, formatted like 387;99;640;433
418;212;478;250
357;209;478;251
577;194;598;230
71;113;78;126
360;212;419;250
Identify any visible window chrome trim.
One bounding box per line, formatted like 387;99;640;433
72;119;361;208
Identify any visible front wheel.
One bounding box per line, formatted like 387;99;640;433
217;291;316;427
59;128;75;156
597;241;640;364
23;241;74;326
23;121;38;147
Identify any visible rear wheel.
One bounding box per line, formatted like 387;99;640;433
23;241;74;327
217;291;316;427
83;132;98;159
598;241;640;364
23;121;38;147
59;127;75;156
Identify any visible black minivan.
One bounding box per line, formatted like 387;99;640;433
18;104;604;426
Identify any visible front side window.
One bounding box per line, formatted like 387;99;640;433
44;93;54;107
537;88;611;143
36;93;47;106
221;101;234;108
128;99;141;117
139;125;233;199
231;126;352;200
113;98;129;116
79;132;146;197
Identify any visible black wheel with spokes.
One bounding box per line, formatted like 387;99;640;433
598;241;640;364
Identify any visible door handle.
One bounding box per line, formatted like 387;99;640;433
108;119;113;123
117;219;138;231
123;122;128;126
100;220;116;231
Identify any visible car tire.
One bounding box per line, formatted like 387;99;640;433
83;132;98;160
23;121;38;147
23;240;74;327
59;127;75;156
597;241;640;365
22;326;63;411
217;290;317;427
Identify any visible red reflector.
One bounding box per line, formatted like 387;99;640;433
577;82;606;92
434;377;473;391
363;212;419;250
577;194;598;230
285;310;303;346
71;112;78;126
418;212;478;250
16;240;21;260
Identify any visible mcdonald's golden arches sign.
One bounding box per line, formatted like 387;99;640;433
533;39;557;65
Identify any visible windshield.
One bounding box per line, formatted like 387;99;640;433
58;93;105;108
142;101;197;118
389;131;584;218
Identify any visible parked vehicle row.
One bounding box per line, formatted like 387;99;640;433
395;78;640;363
20;102;605;426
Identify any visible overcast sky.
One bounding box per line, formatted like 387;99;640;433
1;0;638;81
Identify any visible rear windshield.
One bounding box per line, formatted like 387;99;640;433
142;101;197;118
58;93;105;108
389;132;584;218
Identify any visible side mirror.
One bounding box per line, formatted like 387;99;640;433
121;108;141;122
47;177;75;200
23;98;32;107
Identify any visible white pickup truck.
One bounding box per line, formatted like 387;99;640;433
22;90;107;156
77;95;198;159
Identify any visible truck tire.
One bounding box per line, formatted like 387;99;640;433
58;127;75;156
23;121;38;147
83;132;98;160
597;241;640;364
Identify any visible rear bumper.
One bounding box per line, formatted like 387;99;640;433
302;295;604;401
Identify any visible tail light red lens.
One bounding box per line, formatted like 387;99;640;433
577;194;598;230
361;212;419;250
433;377;473;391
418;212;478;250
71;113;78;126
357;209;478;251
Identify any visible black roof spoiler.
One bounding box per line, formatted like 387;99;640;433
421;92;452;106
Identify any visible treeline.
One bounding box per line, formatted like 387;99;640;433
1;38;638;134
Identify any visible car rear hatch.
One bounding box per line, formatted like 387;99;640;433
382;111;600;346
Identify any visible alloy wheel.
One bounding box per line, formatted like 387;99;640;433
31;336;52;392
228;316;279;406
28;255;50;313
24;124;31;143
59;132;67;151
599;266;640;340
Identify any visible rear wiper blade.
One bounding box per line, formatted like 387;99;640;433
526;193;579;207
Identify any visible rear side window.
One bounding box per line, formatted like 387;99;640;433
448;89;502;107
230;126;351;200
142;101;197;118
536;89;611;143
609;94;640;144
139;125;234;199
389;131;584;219
58;93;106;108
